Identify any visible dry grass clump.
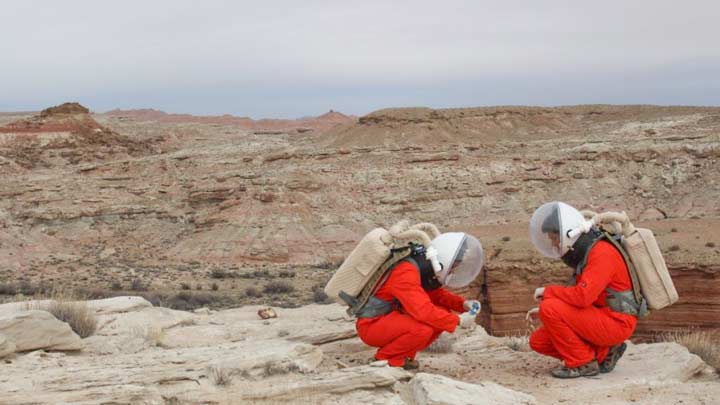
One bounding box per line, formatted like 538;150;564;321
504;334;531;352
263;281;295;294
261;360;301;377
130;325;164;347
426;334;455;353
662;329;720;371
209;366;233;386
28;300;98;338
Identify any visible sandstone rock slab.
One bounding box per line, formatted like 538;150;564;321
96;306;196;337
0;333;16;358
210;340;323;377
0;310;82;352
88;296;153;314
240;365;411;401
411;372;537;405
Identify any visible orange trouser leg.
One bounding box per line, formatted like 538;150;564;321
357;311;442;367
529;327;562;360
533;298;633;368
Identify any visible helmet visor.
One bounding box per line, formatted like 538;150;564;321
443;234;484;289
529;202;563;258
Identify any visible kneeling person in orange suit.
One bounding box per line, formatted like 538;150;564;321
356;232;484;370
527;202;640;378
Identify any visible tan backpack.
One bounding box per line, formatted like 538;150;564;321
583;210;679;311
324;221;440;315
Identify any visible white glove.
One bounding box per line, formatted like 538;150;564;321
525;307;539;321
463;300;481;315
458;312;477;329
533;287;545;302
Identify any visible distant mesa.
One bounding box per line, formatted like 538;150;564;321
0;102;103;134
103;108;356;134
0;102;153;168
40;102;90;117
319;104;720;148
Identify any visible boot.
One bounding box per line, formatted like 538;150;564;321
600;342;627;373
551;360;599;379
403;358;420;370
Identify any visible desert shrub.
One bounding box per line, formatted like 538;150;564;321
263;281;295;294
245;287;261;298
130;278;147;291
278;270;296;278
167;291;215;310
663;329;720;371
75;287;115;300
706;242;716;248
38;301;98;338
210;268;234;279
196;284;203;291
180;282;191;290
501;236;511;242
138;291;170;307
17;280;39;296
671;228;678;233
311;284;330;304
110;281;123;291
0;283;17;295
668;244;681;252
211;282;219;291
253;269;272;279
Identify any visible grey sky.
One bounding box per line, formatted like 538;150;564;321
1;1;719;118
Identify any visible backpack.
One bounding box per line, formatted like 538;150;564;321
582;210;679;313
324;220;440;316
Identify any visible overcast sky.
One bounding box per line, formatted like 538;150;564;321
1;1;719;118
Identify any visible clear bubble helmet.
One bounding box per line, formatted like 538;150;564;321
529;201;586;259
430;232;484;288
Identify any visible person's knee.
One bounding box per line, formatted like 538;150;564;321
528;330;544;353
409;322;435;341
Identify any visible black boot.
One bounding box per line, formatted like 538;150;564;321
403;358;420;370
600;342;627;373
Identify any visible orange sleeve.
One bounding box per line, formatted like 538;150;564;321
427;288;466;313
543;242;618;308
386;262;460;332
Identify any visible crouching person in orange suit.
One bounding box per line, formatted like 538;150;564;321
356;232;484;370
527;202;641;378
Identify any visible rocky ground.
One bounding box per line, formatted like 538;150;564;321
0;296;717;404
1;103;720;403
1;103;718;337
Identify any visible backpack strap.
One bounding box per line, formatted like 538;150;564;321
353;244;439;318
345;245;413;317
600;230;649;318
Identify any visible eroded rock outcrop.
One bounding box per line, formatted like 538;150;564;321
0;310;83;353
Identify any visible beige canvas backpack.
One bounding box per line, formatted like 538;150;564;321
583;210;679;311
324;221;440;315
